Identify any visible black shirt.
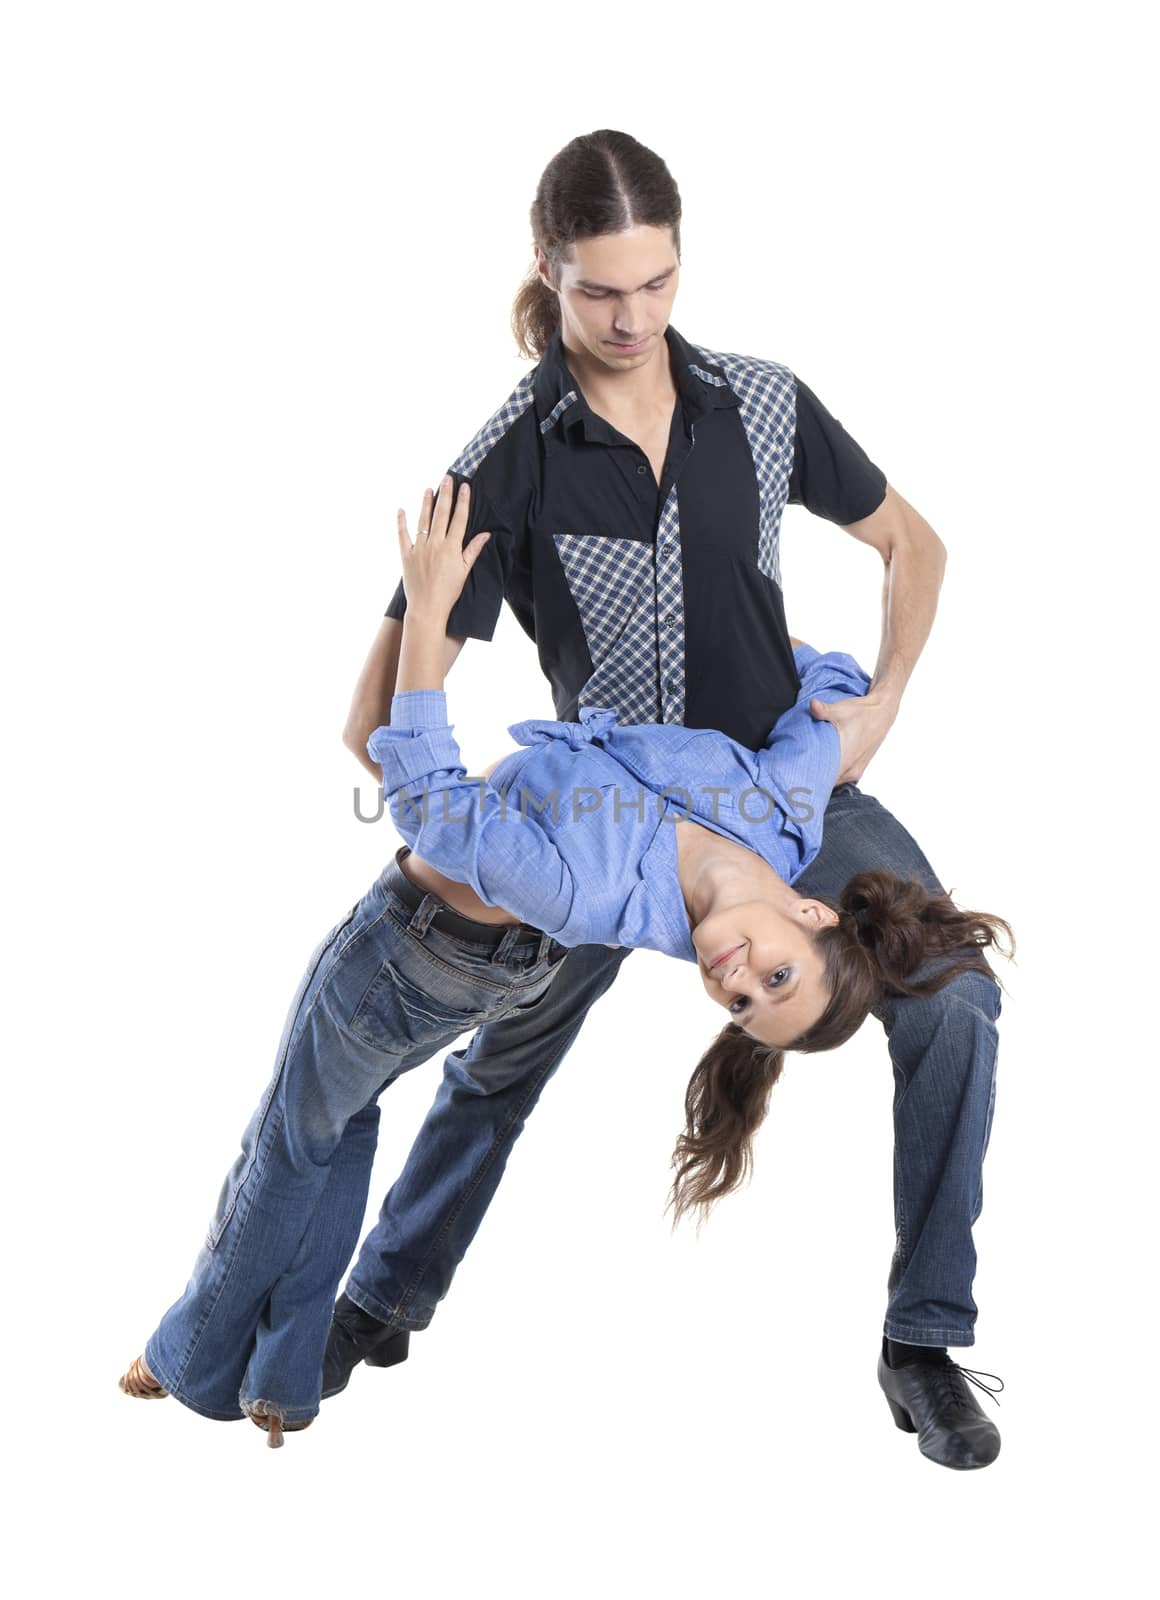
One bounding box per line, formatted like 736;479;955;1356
385;322;886;749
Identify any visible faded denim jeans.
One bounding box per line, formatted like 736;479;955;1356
143;850;567;1426
342;782;1003;1349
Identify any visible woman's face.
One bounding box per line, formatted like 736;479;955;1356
692;896;839;1048
538;225;680;372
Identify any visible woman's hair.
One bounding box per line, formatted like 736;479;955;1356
667;869;1016;1229
510;130;683;360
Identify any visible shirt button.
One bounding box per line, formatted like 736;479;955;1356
636;464;647;475
666;676;676;691
663;614;675;629
661;541;673;554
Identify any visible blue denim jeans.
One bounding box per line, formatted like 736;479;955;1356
343;783;1003;1350
143;851;568;1426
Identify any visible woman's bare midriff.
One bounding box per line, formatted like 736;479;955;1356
398;851;522;925
397;751;523;925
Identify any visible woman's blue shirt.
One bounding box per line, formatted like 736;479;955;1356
368;644;871;962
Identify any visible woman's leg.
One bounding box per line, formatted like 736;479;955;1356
791;783;1003;1348
140;892;386;1423
138;864;552;1426
236;1102;384;1425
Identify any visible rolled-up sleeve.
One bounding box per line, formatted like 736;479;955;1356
368;690;575;936
756;645;873;881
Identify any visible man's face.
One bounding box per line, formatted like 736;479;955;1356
537;225;680;373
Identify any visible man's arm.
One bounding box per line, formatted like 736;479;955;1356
785;376;947;783
342;616;467;781
806;482;947;785
841;481;948;712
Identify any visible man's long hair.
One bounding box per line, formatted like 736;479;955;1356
510;130;682;360
667;869;1016;1228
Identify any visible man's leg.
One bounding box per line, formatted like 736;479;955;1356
791;783;1003;1349
341;942;634;1331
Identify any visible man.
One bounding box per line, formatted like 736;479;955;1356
330;218;1004;1470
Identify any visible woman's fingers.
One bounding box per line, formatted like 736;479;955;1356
449;478;471;540
462;529;491;570
427;475;475;541
415;486;434;536
398;479;478;566
429;476;457;540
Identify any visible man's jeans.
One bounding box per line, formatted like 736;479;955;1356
344;782;1002;1349
143;851;567;1426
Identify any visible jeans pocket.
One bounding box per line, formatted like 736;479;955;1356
492;969;562;1022
348;954;508;1053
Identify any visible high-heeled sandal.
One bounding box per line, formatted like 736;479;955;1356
248;1410;314;1449
119;1354;168;1399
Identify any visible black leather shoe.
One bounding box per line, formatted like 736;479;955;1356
321;1299;411;1400
877;1335;1004;1469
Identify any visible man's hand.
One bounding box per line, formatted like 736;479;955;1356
808;692;898;786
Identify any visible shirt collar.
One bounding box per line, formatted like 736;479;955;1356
533;322;739;446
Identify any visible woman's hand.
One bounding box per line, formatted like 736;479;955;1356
393;477;491;696
397;476;491;622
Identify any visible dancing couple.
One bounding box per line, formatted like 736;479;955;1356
120;129;1012;1469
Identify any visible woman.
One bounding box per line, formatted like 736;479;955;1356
120;480;1013;1446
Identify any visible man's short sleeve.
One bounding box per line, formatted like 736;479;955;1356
786;375;888;525
383;468;510;642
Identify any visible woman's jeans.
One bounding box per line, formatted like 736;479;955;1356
341;782;1003;1350
143;851;567;1426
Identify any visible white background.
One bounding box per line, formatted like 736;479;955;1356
3;2;1155;1595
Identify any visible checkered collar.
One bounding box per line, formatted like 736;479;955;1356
533;322;740;444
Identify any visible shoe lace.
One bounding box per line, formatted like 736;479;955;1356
930;1354;1005;1411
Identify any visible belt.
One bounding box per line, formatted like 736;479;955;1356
388;847;557;953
